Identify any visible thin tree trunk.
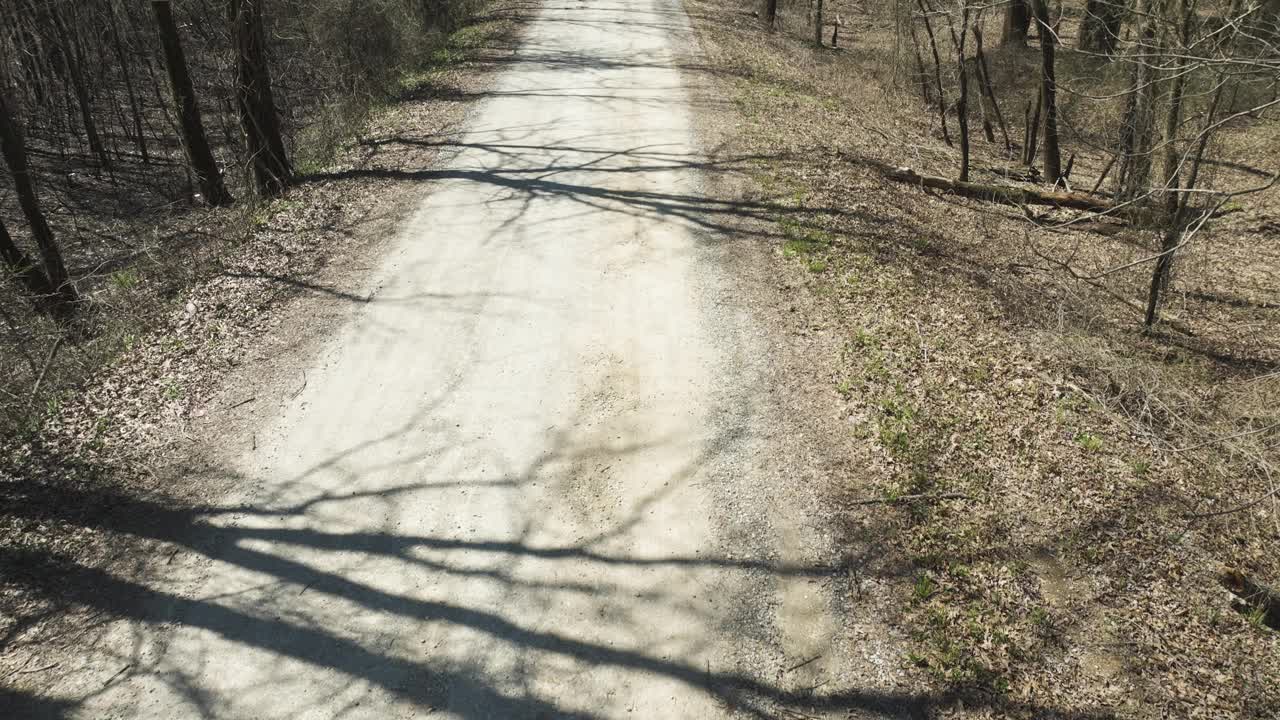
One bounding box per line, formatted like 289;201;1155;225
1031;0;1062;183
976;75;995;143
917;0;952;146
1145;0;1201;327
232;0;291;197
1160;0;1194;217
815;0;825;45
0;85;77;317
1116;0;1158;201
765;0;778;30
1024;95;1041;166
973;24;1012;151
949;2;972;181
50;6;110;171
153;0;233;206
909;23;933;103
109;2;149;164
0;215;60;310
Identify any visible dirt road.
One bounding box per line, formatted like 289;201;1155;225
32;1;906;717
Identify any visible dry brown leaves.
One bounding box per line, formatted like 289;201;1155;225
686;0;1279;716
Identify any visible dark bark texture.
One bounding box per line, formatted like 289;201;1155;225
1003;0;1032;45
153;0;233;206
232;0;291;197
1078;0;1127;55
0;85;78;317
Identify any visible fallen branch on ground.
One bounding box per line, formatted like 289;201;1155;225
850;492;971;505
886;166;1119;213
886;167;1238;224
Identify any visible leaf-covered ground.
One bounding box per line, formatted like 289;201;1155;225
682;1;1279;717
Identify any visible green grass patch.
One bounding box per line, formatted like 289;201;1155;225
110;269;141;291
1075;431;1104;452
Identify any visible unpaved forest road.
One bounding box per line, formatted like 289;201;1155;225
36;1;901;718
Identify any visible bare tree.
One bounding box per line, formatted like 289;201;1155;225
973;22;1012;151
947;1;973;180
917;0;953;146
0;214;60;311
48;3;110;171
1030;0;1061;183
0;83;77;317
153;0;233;206
1114;0;1159;202
232;0;292;197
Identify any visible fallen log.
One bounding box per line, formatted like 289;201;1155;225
887;166;1117;213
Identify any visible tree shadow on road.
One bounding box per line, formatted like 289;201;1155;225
1;417;1122;720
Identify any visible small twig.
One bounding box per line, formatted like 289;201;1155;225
219;396;256;412
103;663;132;687
1;654;57;680
26;336;65;411
784;653;822;674
851;492;970;505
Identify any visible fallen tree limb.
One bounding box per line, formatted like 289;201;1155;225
850;492;971;505
887;166;1118;213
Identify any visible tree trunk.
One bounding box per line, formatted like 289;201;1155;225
765;0;778;30
1115;0;1158;202
153;0;233;206
1078;0;1127;56
0;215;61;311
1003;0;1031;45
109;3;149;164
1024;95;1041;166
908;23;933;103
917;0;952;146
49;6;110;171
950;2;972;181
0;86;77;317
1145;0;1199;327
1031;0;1062;183
815;0;825;45
232;0;291;197
1160;17;1189;218
973;24;1012;151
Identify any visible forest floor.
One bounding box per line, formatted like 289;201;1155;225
680;1;1280;718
